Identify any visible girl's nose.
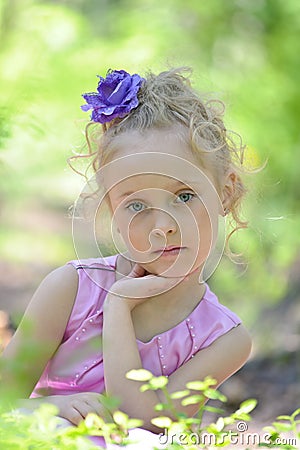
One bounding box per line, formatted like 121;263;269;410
151;210;177;237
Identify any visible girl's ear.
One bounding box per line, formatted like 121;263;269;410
221;172;237;215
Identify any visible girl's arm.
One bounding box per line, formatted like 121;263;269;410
162;323;252;417
103;290;251;433
103;298;159;427
1;264;79;397
103;264;181;432
0;265;111;425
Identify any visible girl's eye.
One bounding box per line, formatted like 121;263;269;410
177;192;195;203
127;201;147;212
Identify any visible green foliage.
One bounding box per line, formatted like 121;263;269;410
0;404;100;449
0;0;299;346
0;369;298;449
260;409;300;449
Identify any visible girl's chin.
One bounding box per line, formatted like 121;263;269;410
143;263;203;279
128;252;205;278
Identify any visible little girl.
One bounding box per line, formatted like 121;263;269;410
1;68;251;438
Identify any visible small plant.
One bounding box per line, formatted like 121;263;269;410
259;408;300;449
0;403;100;449
0;369;299;449
126;369;258;448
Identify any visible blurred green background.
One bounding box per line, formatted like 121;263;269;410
0;0;299;362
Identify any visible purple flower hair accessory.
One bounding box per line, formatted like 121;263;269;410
81;69;145;124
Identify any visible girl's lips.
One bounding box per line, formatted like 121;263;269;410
154;246;185;256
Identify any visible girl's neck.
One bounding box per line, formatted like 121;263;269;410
147;268;206;312
131;268;206;343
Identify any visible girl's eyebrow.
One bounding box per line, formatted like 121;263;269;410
166;180;205;192
117;191;135;200
115;180;204;200
176;180;204;187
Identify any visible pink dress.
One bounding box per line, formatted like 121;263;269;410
31;254;241;398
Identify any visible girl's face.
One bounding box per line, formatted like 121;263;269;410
102;127;223;278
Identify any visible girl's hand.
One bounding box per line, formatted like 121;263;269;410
43;392;113;426
107;264;183;311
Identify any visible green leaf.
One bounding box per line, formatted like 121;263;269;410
205;388;227;402
222;416;236;426
113;411;129;427
186;377;217;392
183;416;199;425
151;416;173;428
140;384;150;392
154;403;167;411
149;376;169;389
186;380;206;391
203;405;225;415
266;431;281;442
276;415;292;421
127;418;144;428
181;394;203;406
170;390;190;399
233;412;251;422
291;408;300;420
85;412;105;429
215;417;225;431
126;369;153;381
238;399;257;414
206;423;220;434
272;421;293;432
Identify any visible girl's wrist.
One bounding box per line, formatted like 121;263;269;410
104;293;133;313
17;395;58;411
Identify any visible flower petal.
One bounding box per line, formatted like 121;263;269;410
82;93;103;107
80;104;92;112
108;77;131;104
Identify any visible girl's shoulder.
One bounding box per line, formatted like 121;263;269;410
201;283;241;324
66;254;118;287
67;254;118;271
179;283;242;351
60;254;119;339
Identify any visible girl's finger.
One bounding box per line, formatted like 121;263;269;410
71;400;91;418
64;407;85;426
130;273;183;296
127;263;146;278
110;269;186;299
87;398;113;421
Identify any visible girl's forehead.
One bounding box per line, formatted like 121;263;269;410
101;128;217;190
107;127;195;161
100;156;219;206
109;173;207;195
